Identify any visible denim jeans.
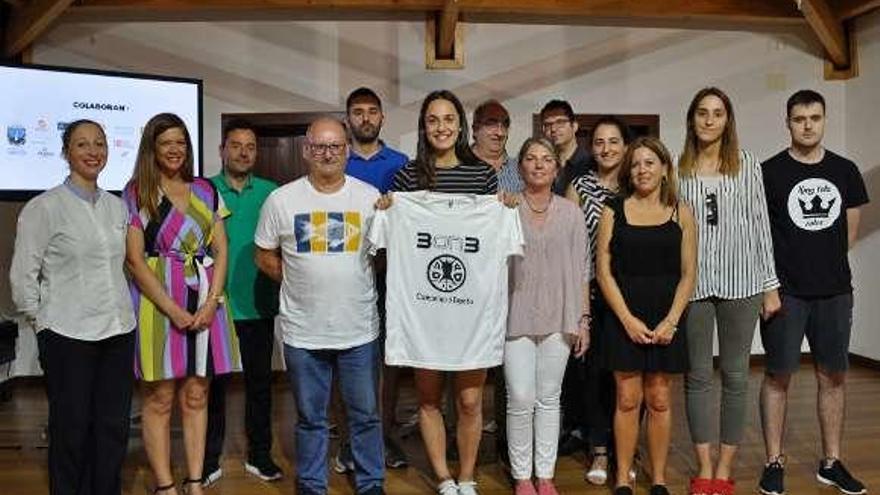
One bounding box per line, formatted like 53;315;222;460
284;339;384;494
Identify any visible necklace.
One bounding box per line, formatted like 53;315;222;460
524;193;552;214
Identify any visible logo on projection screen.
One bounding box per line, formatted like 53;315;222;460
6;125;26;146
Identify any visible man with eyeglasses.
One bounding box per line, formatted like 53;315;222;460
472;99;523;194
540;99;590;195
255;117;385;495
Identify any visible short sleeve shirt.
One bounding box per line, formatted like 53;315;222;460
211;173;279;320
761;149;869;297
345;142;409;193
368;192;524;370
255;176;381;349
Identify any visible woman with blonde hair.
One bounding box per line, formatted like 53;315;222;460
506;137;589;495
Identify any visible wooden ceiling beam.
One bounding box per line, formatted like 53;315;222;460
797;0;851;69
4;0;76;57
834;0;880;20
66;0;803;25
436;0;459;60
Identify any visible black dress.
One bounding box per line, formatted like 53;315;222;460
603;197;688;373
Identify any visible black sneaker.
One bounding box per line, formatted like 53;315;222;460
333;441;355;474
201;461;222;487
244;458;283;481
759;460;785;495
817;459;866;495
384;437;408;469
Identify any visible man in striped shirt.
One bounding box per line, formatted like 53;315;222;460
471;99;523;194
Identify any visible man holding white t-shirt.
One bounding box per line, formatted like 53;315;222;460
254;117;384;495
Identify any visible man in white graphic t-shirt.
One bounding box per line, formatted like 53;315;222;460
254;117;384;495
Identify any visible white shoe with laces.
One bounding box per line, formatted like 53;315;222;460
437;479;459;495
458;480;479;495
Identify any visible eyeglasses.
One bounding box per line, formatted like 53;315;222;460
541;118;571;132
308;142;345;156
705;192;718;226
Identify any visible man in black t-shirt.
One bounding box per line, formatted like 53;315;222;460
758;90;870;495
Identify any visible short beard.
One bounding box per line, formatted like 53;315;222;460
352;125;380;144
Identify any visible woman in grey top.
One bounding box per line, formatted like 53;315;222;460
677;87;781;495
10;119;136;495
505;137;589;495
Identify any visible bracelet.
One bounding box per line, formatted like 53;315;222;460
208;293;225;304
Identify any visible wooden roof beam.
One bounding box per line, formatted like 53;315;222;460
797;0;856;78
5;0;75;57
67;0;803;25
834;0;880;20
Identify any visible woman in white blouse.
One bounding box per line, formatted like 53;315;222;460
677;87;781;495
10;119;136;495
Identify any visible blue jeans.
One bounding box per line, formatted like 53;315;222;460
284;339;384;494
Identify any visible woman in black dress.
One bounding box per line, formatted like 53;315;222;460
595;136;697;495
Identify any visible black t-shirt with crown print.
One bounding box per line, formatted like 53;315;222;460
761;149;869;297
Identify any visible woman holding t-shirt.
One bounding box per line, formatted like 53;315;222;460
677;87;780;495
389;89;497;495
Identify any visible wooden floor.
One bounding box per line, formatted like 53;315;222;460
1;363;878;494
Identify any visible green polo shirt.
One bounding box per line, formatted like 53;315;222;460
211;172;279;320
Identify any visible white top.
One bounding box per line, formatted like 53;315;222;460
10;183;135;340
678;150;780;300
255;175;380;349
368;192;524;371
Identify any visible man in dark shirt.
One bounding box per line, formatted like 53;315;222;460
539;99;590;195
758;90;869;495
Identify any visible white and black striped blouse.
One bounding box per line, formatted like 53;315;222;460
571;170;616;279
678;149;779;300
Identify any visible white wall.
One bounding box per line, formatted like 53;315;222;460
1;18;875;373
846;10;880;361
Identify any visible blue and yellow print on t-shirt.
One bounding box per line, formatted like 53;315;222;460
294;211;362;253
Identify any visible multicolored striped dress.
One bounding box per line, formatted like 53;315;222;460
123;178;241;381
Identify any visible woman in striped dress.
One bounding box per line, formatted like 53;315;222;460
124;113;240;495
677;88;780;495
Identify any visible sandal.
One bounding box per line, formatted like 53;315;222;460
689;477;713;495
153;482;176;494
182;477;203;494
585;451;609;485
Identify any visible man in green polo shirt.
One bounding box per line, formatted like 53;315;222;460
204;119;282;485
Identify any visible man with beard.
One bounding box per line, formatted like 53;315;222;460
339;87;410;471
204;119;282;486
345;87;408;193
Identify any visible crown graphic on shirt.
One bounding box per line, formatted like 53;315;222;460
798;195;835;219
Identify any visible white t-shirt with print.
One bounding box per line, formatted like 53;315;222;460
369;192;524;370
255;175;380;349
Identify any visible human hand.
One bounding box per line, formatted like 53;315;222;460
191;300;218;331
761;289;782;321
170;306;196;331
375;193;394;210
652;319;677;345
622;314;653;345
498;191;520;209
571;327;589;358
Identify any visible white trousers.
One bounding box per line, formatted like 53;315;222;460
504;332;571;480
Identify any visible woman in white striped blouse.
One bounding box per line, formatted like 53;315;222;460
677;87;781;495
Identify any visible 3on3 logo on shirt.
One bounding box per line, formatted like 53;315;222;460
786;178;841;231
294;211;362;253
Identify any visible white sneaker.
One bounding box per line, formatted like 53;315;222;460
437;479;459;495
458;480;479;495
585;454;608;485
202;466;222;487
